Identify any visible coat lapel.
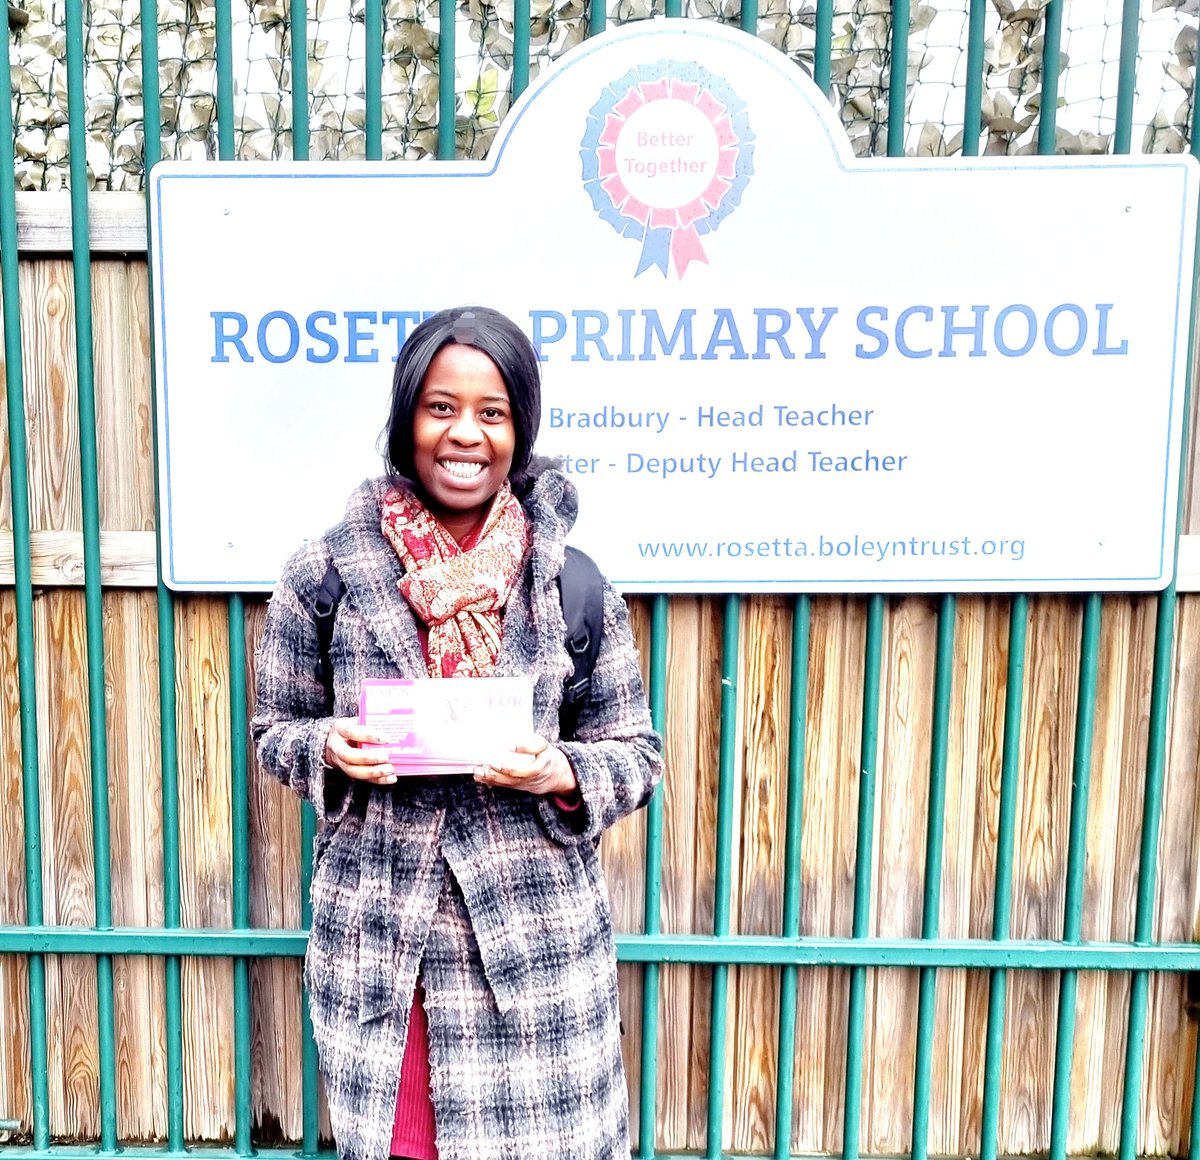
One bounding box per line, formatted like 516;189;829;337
325;479;428;679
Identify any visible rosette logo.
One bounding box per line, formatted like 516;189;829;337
581;61;754;279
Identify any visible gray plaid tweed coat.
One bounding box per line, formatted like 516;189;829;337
251;464;663;1160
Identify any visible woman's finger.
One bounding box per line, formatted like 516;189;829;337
330;741;396;782
324;717;397;782
335;745;392;768
510;734;549;756
344;765;397;785
331;717;388;746
480;752;541;779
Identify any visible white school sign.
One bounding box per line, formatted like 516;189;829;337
150;20;1198;593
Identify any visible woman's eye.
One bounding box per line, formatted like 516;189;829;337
482;409;507;421
430;402;453;414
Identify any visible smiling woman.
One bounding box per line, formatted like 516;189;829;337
250;305;663;1160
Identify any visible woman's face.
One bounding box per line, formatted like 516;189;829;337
411;343;517;542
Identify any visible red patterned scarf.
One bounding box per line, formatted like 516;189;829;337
380;483;529;679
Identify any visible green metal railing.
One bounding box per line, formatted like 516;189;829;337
3;3;1200;1159
0;11;49;1153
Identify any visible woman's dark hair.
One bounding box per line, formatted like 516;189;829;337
384;306;542;481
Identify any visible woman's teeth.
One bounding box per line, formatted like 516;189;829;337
441;460;484;479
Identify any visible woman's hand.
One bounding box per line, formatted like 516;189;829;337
475;735;577;798
323;717;398;785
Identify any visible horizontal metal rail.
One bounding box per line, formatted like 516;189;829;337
1;927;1198;970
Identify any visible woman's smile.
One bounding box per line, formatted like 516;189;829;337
437;458;486;480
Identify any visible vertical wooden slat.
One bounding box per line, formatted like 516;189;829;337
175;596;235;1141
687;597;724;1153
658;596;706;1154
245;599;305;1143
998;597;1079;1153
929;595;1007;1157
21;263;80;526
93;258;166;1142
790;596;865;1153
868;596;938;1152
730;596;790;1153
36;590;100;1140
106;589;167;1141
1084;596;1157;1155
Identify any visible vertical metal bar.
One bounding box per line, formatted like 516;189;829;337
886;0;911;158
636;595;668;1160
910;594;957;1160
300;804;320;1156
1114;8;1174;1154
0;20;51;1149
1048;593;1102;1160
138;2;187;1146
364;0;382;159
841;594;884;1160
1118;585;1176;1160
140;1;162;172
739;0;754;37
587;0;605;40
1193;51;1200;163
291;0;310;160
773;595;810;1160
215;0;235;158
512;0;530;101
664;0;681;21
705;596;739;1160
1180;86;1200;1160
161;663;185;1156
813;0;832;97
212;4;249;1147
229;594;252;1155
1036;0;1063;155
961;0;986;156
437;0;456;159
65;0;119;1147
1112;0;1139;157
286;9;321;1151
979;595;1029;1160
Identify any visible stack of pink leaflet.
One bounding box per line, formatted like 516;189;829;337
357;676;534;776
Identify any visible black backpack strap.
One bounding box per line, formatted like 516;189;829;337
312;561;345;707
557;546;606;741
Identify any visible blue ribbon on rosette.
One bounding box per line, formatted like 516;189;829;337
579;61;755;279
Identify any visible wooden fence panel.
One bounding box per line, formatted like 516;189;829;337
3;256;1200;1154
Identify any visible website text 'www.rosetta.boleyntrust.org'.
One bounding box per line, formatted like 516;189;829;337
637;534;1027;562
